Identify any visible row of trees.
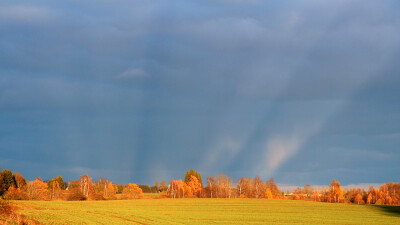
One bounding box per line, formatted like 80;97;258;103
288;179;399;205
166;171;399;205
167;172;284;199
1;168;399;205
0;169;143;201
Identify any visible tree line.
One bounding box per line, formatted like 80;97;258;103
0;167;398;205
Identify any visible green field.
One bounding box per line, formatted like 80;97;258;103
13;199;400;224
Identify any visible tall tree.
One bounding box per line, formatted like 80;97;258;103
215;174;232;198
303;184;313;198
160;180;167;191
329;179;343;203
1;169;14;192
188;176;202;197
313;190;320;202
13;171;27;189
206;176;216;198
184;169;203;187
23;178;49;200
253;176;265;199
265;188;273;199
237;177;252;197
265;178;282;199
48;176;66;190
79;174;94;196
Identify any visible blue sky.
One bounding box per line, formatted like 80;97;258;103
1;0;399;185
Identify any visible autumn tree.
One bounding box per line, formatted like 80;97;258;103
4;186;27;200
303;184;313;198
366;193;372;204
329;179;343;203
354;193;363;204
1;169;14;195
79;174;94;197
253;176;265;199
313;190;320;202
188;176;202;197
160;180;168;191
53;181;62;199
12;171;27;189
215;174;232;198
168;180;185;198
265;188;273;199
367;186;376;204
122;183;143;199
48;176;66;190
184;169;203;187
93;177;116;199
237;177;252;198
47;176;65;200
206;177;216;198
23;178;50;200
265;178;282;199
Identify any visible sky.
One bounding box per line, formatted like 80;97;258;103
0;0;399;186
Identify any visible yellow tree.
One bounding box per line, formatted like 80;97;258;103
105;182;116;199
13;171;26;189
50;180;61;200
122;184;143;199
183;183;192;197
79;174;94;197
188;175;202;197
4;186;27;200
313;190;320;202
265;188;273;199
237;177;252;198
354;194;363;204
23;178;49;200
337;186;344;203
253;176;265;199
329;179;343;203
367;193;372;204
168;179;185;198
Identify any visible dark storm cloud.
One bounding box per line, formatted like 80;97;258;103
1;0;399;184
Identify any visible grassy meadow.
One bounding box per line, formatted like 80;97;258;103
12;199;400;224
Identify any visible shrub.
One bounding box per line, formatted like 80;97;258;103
90;193;106;201
67;189;87;201
4;187;28;200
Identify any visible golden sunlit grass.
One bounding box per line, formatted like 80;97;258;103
13;199;399;224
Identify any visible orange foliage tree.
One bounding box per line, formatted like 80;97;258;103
168;179;185;198
122;184;143;199
23;178;49;200
329;179;343;203
313;190;320;202
265;188;273;199
187;176;202;197
79;174;95;197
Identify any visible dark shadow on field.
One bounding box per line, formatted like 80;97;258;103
371;205;400;217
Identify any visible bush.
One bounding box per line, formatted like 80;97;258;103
4;187;28;200
90;193;106;200
67;189;87;201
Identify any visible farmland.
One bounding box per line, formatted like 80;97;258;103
13;199;400;224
